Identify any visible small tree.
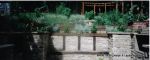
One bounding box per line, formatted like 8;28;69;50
91;23;97;33
56;3;71;17
85;10;94;20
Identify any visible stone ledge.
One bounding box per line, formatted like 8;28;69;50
60;51;109;55
107;32;138;35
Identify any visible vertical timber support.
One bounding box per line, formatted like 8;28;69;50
122;1;124;13
108;34;113;60
116;2;118;11
141;1;143;14
130;34;135;59
81;2;85;15
78;36;81;50
94;4;96;15
105;3;107;13
93;36;96;51
63;35;66;50
131;0;133;12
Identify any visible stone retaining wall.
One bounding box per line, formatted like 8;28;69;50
33;33;143;60
51;35;109;60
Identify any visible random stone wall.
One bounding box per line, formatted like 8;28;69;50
32;33;145;60
51;36;109;60
62;54;97;60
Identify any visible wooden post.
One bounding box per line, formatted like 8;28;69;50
94;4;96;15
105;3;106;13
141;1;143;14
63;35;65;50
131;0;133;12
78;36;81;50
116;2;118;11
122;1;124;13
81;2;85;15
93;36;96;51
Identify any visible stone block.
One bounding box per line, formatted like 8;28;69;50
65;36;78;51
80;37;93;51
52;36;63;50
96;37;108;52
63;54;97;60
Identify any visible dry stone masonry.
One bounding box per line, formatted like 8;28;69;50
32;33;145;60
51;35;109;60
111;35;132;60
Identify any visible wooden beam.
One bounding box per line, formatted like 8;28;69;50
84;2;113;5
85;5;115;7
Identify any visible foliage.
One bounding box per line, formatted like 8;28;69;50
38;13;69;32
95;10;130;31
94;6;148;32
63;22;71;33
69;14;92;33
56;3;71;17
94;16;104;25
127;5;149;22
13;13;70;32
91;23;97;33
85;10;94;20
69;14;86;23
42;13;68;25
74;21;91;33
137;13;149;21
13;13;41;32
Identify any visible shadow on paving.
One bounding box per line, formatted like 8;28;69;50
0;15;62;60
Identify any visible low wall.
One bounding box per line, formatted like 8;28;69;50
0;32;145;60
33;33;109;60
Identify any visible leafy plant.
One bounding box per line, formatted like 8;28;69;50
94;16;104;25
91;23;97;33
56;3;71;17
85;10;94;20
69;14;86;23
63;22;70;33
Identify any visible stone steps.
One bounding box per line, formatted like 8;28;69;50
111;35;132;60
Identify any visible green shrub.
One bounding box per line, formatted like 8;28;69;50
15;13;70;32
85;10;94;20
42;13;68;25
56;3;71;16
96;10;130;32
40;13;69;32
94;16;103;25
69;14;86;23
91;24;97;33
63;22;70;33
